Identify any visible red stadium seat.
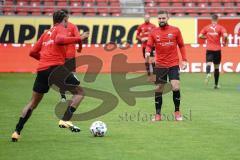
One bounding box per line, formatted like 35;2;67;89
224;2;235;7
84;0;95;3
96;0;109;3
17;11;28;16
145;8;158;16
29;1;41;15
208;0;219;2
185;8;196;14
16;1;28;13
83;2;96;15
210;3;222;7
4;11;15;15
188;13;199;17
110;2;120;6
197;2;208;8
3;5;14;13
159;3;171;7
57;1;68;7
185;3;195;7
43;1;55;14
110;7;121;15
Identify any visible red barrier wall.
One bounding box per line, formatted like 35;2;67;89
0;44;239;73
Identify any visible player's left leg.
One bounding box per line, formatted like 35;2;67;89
205;50;214;84
213;51;221;89
12;92;44;142
59;58;76;102
169;66;183;121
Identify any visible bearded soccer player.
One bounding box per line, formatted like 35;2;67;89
146;11;187;121
136;14;156;79
11;10;89;142
60;9;84;102
199;14;228;89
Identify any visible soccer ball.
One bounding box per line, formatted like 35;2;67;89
90;121;107;137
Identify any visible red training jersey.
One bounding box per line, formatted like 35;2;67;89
29;24;82;71
146;25;187;68
136;22;156;48
66;22;81;58
200;23;227;51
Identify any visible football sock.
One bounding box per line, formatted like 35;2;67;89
15;108;33;134
62;106;76;121
155;92;162;115
173;90;180;112
145;62;150;76
214;68;220;86
206;65;211;74
151;62;155;74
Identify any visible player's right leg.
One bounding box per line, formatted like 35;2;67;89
11;91;44;142
143;47;151;76
152;67;168;122
205;50;214;84
58;73;84;132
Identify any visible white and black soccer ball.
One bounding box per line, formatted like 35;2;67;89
90;121;107;137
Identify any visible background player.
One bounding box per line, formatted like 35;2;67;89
11;10;89;142
145;11;187;121
60;9;84;102
136;14;156;80
199;14;228;89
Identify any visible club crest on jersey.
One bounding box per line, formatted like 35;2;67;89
167;33;173;39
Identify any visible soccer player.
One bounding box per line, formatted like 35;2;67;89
11;10;89;142
145;11;187;121
59;9;83;102
199;14;228;89
136;14;156;79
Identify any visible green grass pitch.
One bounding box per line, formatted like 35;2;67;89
0;73;240;160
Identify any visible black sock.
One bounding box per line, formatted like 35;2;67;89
206;65;211;74
214;68;219;86
155;92;162;115
62;106;76;121
15;108;33;134
151;62;155;74
145;62;150;76
173;90;180;112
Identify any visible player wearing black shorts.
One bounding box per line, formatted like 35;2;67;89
11;10;89;142
145;11;187;122
59;9;83;102
199;14;227;89
136;14;156;79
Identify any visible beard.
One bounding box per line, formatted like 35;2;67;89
159;22;167;27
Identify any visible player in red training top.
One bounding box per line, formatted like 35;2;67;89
136;14;156;79
145;11;187;122
60;9;85;102
199;14;227;89
11;10;89;142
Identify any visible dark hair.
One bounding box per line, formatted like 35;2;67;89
61;9;69;15
158;10;169;16
212;14;218;21
53;10;67;25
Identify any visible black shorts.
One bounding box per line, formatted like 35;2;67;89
143;47;155;58
65;58;76;72
33;66;80;94
155;65;180;84
206;50;221;65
